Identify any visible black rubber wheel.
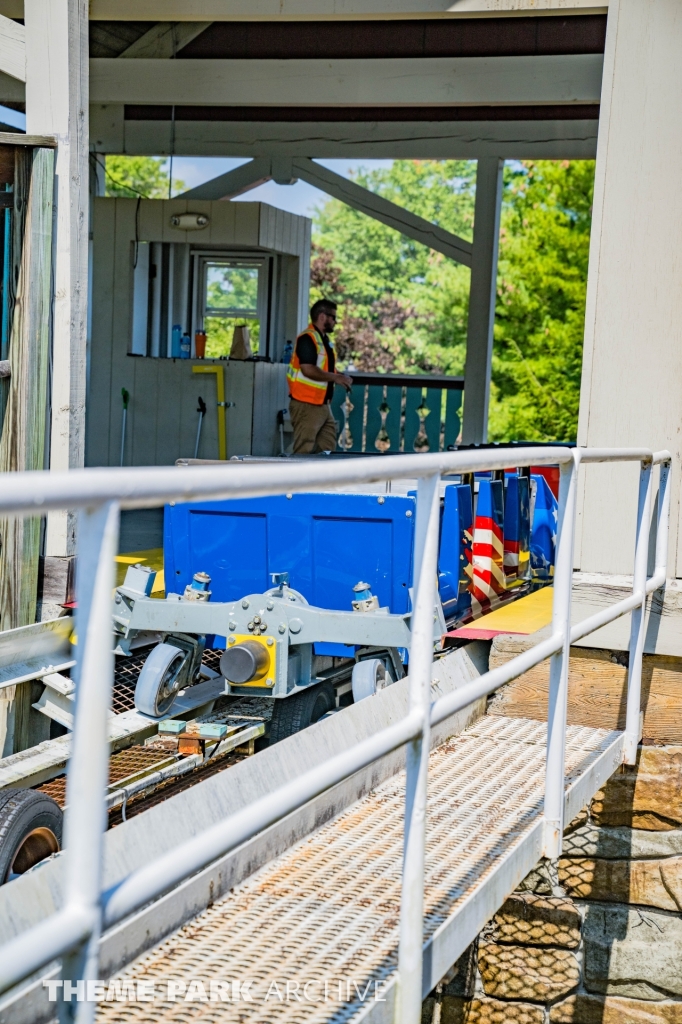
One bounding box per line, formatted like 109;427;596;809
0;789;62;884
134;642;189;719
268;682;335;743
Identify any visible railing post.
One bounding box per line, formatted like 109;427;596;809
59;501;119;1024
542;454;578;860
652;459;671;587
624;460;654;765
396;472;440;1024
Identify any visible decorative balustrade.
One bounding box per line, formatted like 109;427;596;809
331;372;464;454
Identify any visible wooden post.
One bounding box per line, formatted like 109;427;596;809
576;0;682;586
462;157;504;445
25;0;89;567
0;147;54;630
0;146;54;753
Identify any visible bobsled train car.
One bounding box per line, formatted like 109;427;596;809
113;472;558;737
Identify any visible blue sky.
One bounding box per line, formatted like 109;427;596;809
0;104;25;131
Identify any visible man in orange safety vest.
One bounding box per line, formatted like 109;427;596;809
286;299;352;454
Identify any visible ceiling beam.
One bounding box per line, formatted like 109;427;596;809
87;1;606;20
89;53;603;106
0;12;23;81
293;156;472;265
107;114;599;159
0;68;25;101
118;22;212;58
177;156;473;266
90;102;599;159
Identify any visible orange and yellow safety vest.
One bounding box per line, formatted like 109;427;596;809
286;325;333;406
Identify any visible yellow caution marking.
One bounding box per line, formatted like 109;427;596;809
475;585;554;635
115;548;165;597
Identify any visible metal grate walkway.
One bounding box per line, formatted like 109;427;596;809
96;716;624;1024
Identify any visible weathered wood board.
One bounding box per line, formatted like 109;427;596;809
0;147;54;631
488;632;682;744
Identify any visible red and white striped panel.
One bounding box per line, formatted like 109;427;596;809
472;514;506;603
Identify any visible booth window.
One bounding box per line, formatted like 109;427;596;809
130;244;272;359
202;259;263;357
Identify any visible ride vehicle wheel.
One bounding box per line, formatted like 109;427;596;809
351;658;388;703
0;789;63;884
268;682;335;743
134;642;189;718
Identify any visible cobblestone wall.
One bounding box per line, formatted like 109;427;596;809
423;744;682;1024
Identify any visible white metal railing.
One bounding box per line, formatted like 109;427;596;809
0;446;671;1024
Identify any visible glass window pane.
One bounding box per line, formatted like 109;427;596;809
205;263;259;317
205;317;260;359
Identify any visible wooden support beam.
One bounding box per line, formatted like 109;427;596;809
25;0;89;562
0;131;55;147
87;0;605;19
88;54;604;107
95;109;600;160
178;156;473;266
0;53;604;121
0;12;24;82
118;21;211;59
462;157;503;443
292;157;472;266
576;0;682;581
180;156;273;200
0;70;24;104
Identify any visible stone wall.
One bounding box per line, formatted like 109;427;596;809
423;744;682;1023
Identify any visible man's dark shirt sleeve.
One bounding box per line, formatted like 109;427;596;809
295;335;318;365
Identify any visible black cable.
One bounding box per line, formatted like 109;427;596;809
169;105;176;199
133;195;141;269
95;154;150;200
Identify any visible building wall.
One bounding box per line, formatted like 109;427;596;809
86;198;308;466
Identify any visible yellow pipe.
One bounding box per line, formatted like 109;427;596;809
192;364;227;460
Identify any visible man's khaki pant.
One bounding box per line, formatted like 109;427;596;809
289;398;338;454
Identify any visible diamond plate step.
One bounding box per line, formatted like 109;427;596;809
95;716;624;1024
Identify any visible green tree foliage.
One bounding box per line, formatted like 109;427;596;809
204;318;260;359
313;160;474;377
312;159;594;442
204;264;260;357
490;160;594;441
104;155;184;199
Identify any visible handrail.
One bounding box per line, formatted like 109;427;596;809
0;446;572;515
347;371;464;390
0;445;671;1024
